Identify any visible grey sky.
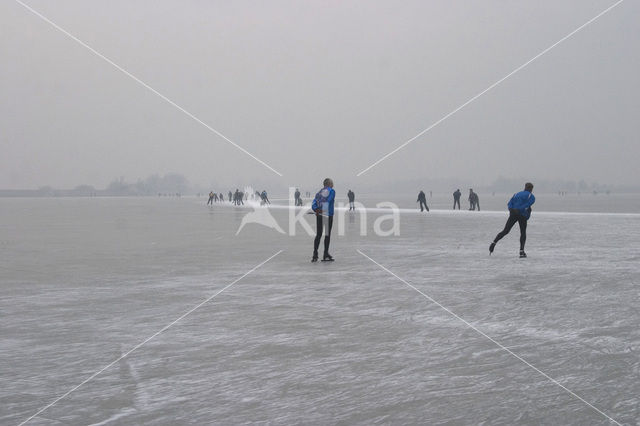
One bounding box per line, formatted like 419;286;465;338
1;0;638;190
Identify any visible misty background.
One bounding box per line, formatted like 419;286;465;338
1;0;639;194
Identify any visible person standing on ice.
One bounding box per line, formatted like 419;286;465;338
347;189;355;211
417;190;429;212
453;189;461;210
468;189;479;210
207;191;214;205
311;178;336;262
490;182;535;258
294;188;303;206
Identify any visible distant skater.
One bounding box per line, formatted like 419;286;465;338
347;189;355;211
490;182;535;258
228;191;233;203
207;191;214;205
453;189;461;210
469;189;480;211
417;190;429;212
261;190;271;205
311;178;336;262
219;193;224;202
233;189;242;205
294;188;302;206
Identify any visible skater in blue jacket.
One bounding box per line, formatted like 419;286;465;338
311;178;336;262
490;182;535;258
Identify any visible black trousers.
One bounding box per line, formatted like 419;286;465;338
453;198;460;209
419;200;429;211
314;214;333;256
494;209;528;250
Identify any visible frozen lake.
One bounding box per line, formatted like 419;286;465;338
1;195;639;425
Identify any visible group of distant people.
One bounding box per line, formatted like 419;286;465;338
231;190;244;205
206;190;240;205
206;191;224;205
418;188;480;212
207;188;313;207
207;189;271;206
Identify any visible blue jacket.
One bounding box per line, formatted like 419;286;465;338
312;187;336;216
508;190;535;219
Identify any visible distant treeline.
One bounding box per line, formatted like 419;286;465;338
486;177;622;194
2;174;638;198
104;174;190;196
361;176;639;194
0;174;193;197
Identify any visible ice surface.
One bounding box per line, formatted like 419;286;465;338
1;196;639;425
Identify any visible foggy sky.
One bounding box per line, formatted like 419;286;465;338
1;0;638;190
